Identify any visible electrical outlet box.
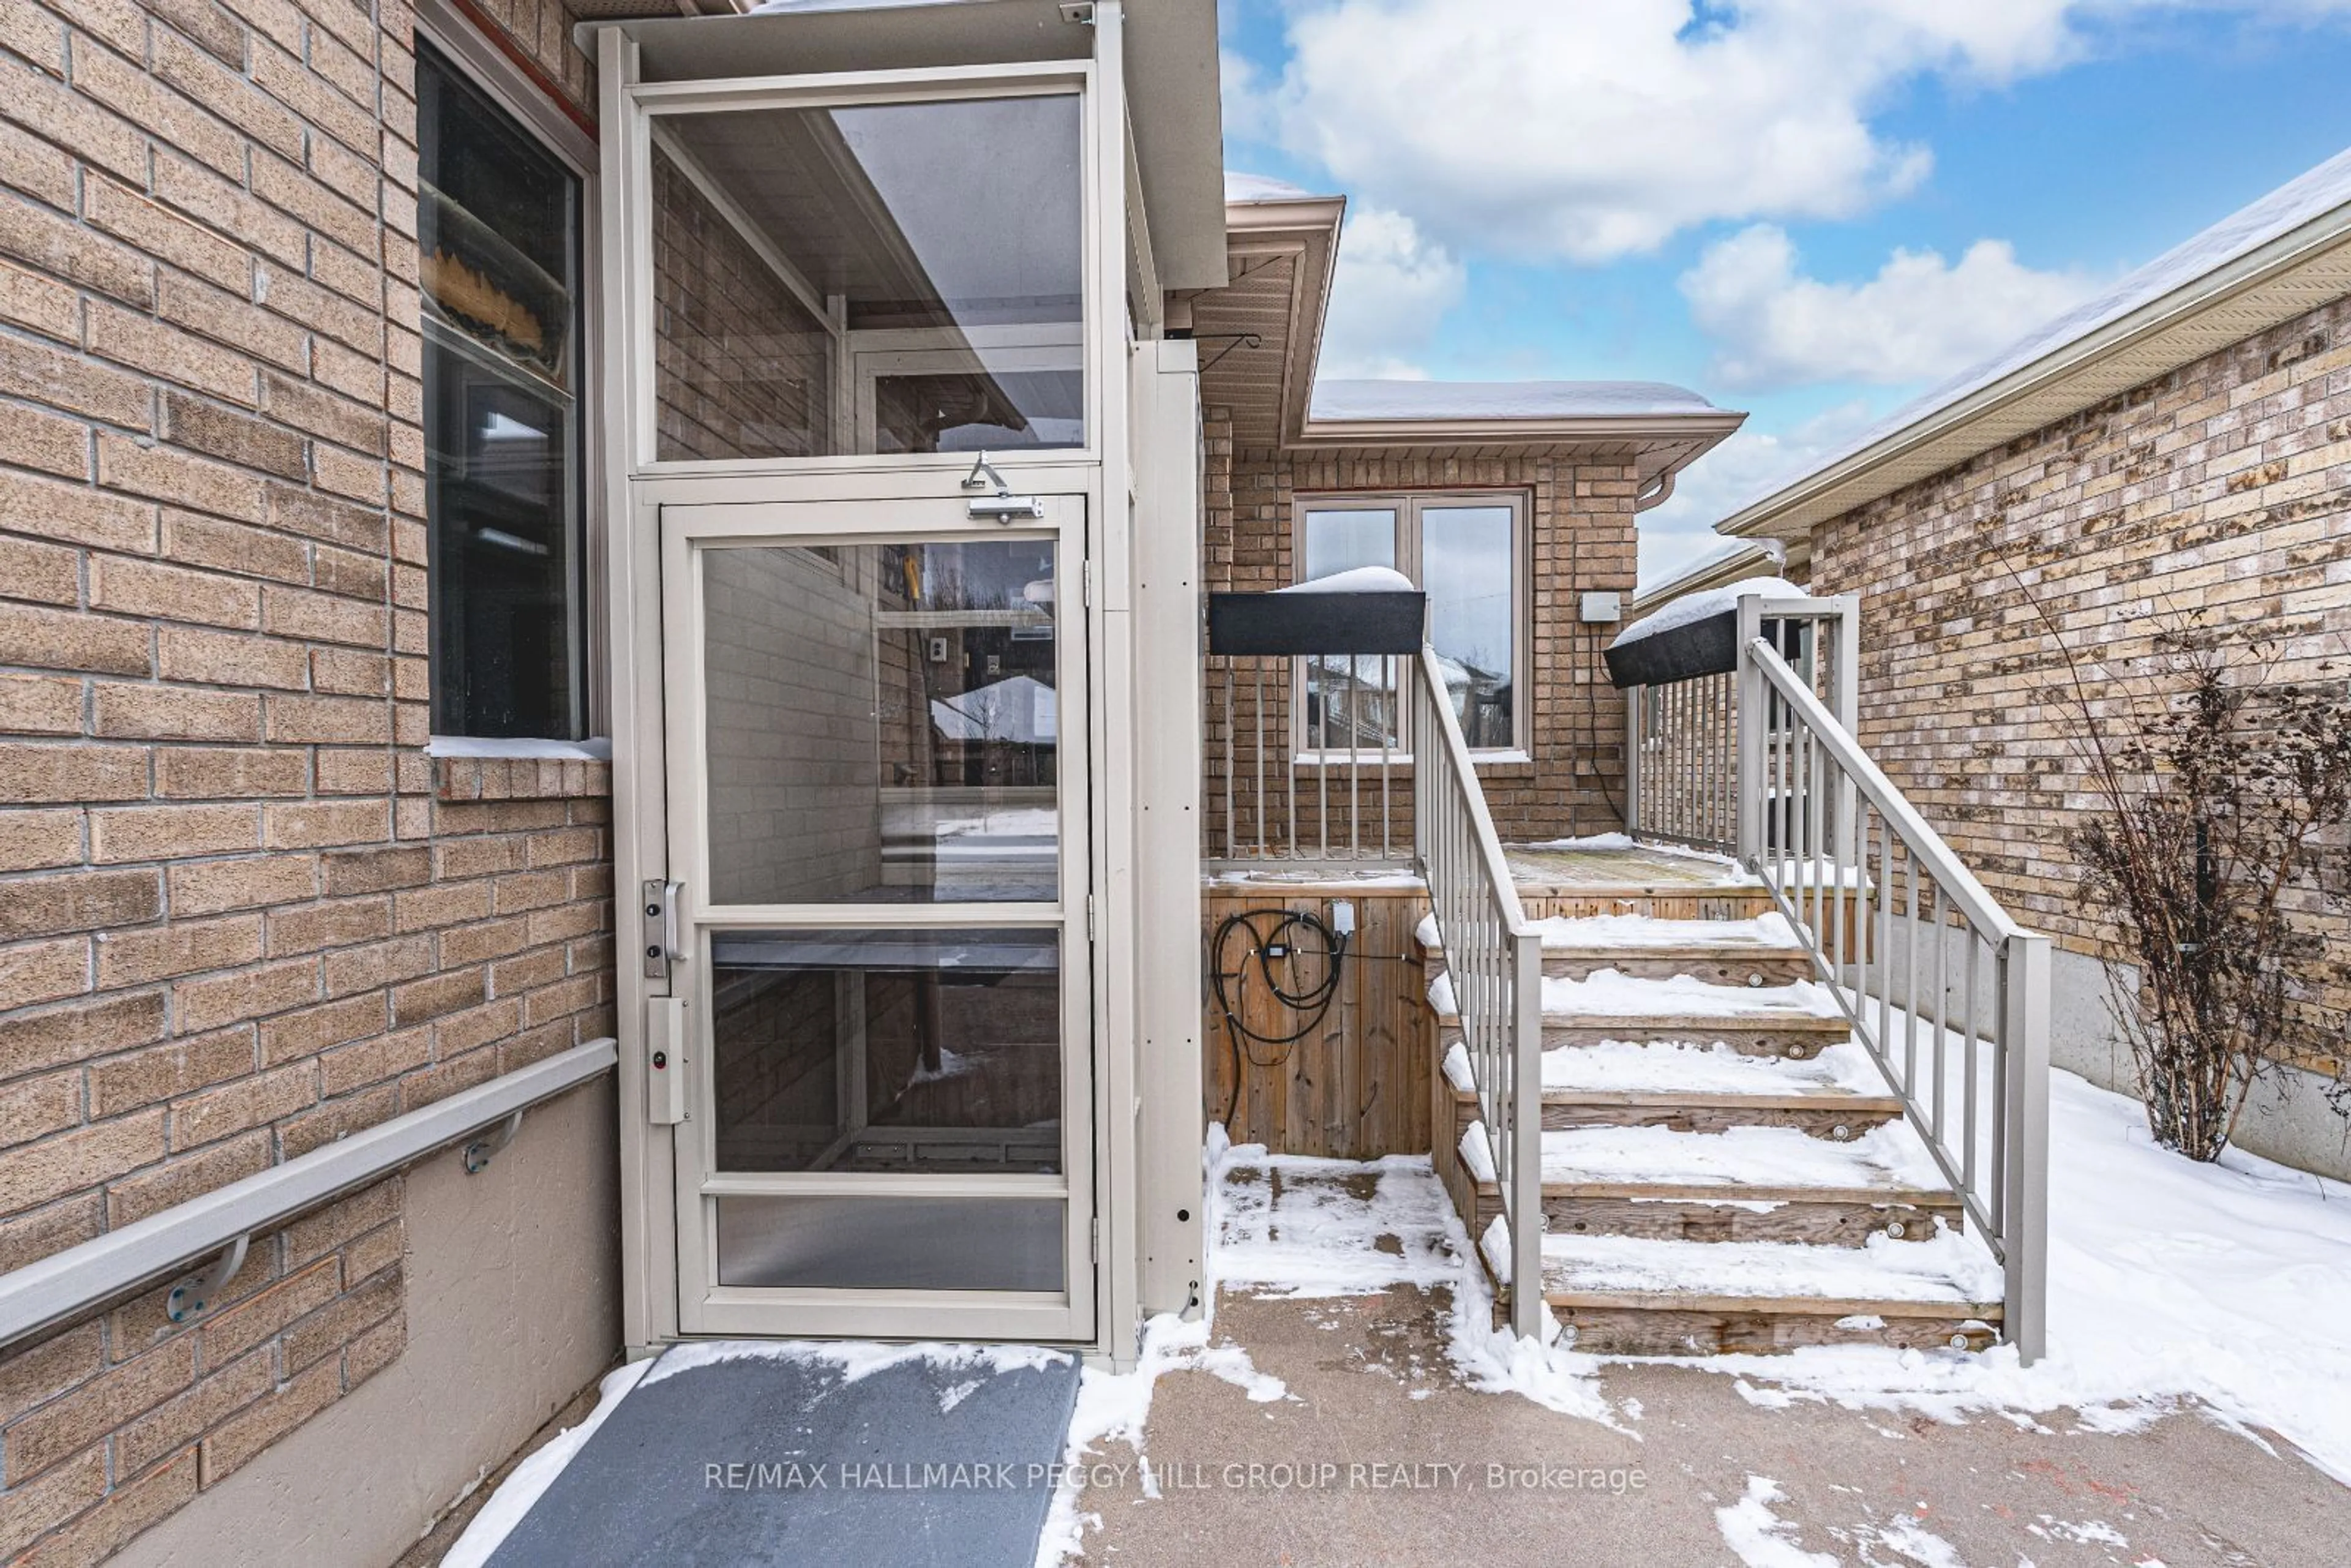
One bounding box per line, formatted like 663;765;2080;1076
1580;591;1622;623
1329;899;1356;937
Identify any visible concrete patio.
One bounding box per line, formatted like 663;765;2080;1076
1064;1151;2351;1568
1078;1285;2345;1566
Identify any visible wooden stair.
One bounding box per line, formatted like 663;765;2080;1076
1425;912;1815;987
1422;894;2003;1357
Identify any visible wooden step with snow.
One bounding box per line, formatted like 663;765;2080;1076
1450;1117;1958;1247
1420;913;1815;987
1537;1232;2002;1356
1543;969;1851;1059
1442;1037;1905;1139
1431;980;1853;1060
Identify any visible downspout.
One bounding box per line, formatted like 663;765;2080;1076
1635;468;1676;512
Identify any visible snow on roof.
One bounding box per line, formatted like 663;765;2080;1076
1608;577;1806;650
1723;143;2351;524
1310;379;1723;424
1633;538;1776;602
1224;171;1328;205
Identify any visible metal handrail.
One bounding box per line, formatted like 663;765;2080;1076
1744;637;2049;1363
1410;647;1546;1340
1747;644;2019;940
1611;591;2049;1360
0;1038;618;1356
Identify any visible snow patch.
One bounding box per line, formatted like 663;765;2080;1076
1479;1215;1513;1286
1458;1120;1498;1184
1861;1515;1968;1568
1545;968;1847;1020
1273;565;1417;594
1610;577;1807;650
1539;1119;1951;1193
1440;1041;1475;1093
1542;1037;1888;1097
2036;1516;2129;1547
1715;1476;1838;1568
1428;970;1457;1016
641;1339;1068;1389
1650;1068;2351;1486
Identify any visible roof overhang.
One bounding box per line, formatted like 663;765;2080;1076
1223;193;1346;448
1717;197;2351;545
1291;407;1747;452
588;0;1228;290
1630;540;1779;616
1198;194;1745;469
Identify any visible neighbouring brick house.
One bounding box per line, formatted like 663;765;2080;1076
1194;179;1741;857
1650;144;2351;1181
0;1;629;1561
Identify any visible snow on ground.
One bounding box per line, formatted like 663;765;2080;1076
1037;1131;1623;1563
1671;1068;2351;1485
1715;1476;1837;1568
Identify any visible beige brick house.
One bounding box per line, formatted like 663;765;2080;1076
0;1;2087;1559
1649;145;2351;1181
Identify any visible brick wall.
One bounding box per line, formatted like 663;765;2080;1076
0;1;615;1559
1804;293;2351;993
1200;419;1640;850
650;145;834;463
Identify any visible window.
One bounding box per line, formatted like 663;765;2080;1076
419;41;585;740
1295;494;1526;754
646;92;1086;462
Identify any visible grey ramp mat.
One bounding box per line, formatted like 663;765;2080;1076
486;1344;1082;1568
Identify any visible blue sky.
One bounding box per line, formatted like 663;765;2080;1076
1216;0;2351;587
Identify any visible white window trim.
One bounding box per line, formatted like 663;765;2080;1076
1291;491;1531;760
414;1;607;740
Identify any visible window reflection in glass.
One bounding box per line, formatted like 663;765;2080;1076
708;928;1062;1176
1423;506;1515;748
419;42;582;739
702;539;1059;906
651;94;1085;461
1300;509;1401;751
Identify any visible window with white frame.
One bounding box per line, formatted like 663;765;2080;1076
419;39;587;740
644;90;1086;463
1295;494;1526;754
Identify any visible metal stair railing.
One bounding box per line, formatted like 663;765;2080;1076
1409;645;1546;1339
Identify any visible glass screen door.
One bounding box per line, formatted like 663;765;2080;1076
659;495;1092;1341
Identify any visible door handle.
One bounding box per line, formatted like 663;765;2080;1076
640;879;686;983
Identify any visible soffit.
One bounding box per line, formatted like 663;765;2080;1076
1719;228;2351;543
598;1;1228;291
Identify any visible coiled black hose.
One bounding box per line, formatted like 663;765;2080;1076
1209;908;1347;1123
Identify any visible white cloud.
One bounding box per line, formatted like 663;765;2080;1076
1254;0;2346;262
1219;46;1274;143
1636;399;1883;590
1316;206;1467;380
1681;224;2101;389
